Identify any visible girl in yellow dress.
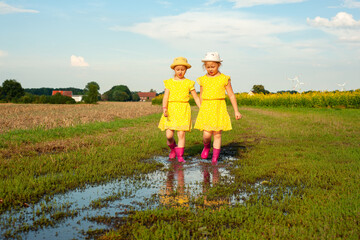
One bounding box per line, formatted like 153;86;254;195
158;57;200;162
194;52;242;164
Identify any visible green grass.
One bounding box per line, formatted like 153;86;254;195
103;107;360;239
0;113;166;212
1;106;359;239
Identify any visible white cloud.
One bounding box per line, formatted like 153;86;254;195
0;1;39;14
111;11;304;48
307;12;360;27
307;12;360;42
71;55;89;67
342;0;360;8
229;0;306;8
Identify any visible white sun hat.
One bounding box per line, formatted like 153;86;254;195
201;52;223;62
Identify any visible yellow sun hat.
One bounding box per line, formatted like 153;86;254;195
170;57;192;69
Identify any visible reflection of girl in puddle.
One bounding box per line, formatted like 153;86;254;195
201;163;229;207
159;160;189;207
159;161;229;208
203;163;219;187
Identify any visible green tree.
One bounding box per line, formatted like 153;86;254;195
38;95;49;104
252;85;269;94
83;81;100;104
0;79;25;102
112;90;129;101
132;92;140;101
104;85;132;101
18;93;35;103
49;93;75;104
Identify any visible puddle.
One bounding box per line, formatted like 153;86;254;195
0;170;164;239
0;148;295;239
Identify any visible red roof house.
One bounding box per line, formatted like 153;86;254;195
138;92;156;101
52;91;73;97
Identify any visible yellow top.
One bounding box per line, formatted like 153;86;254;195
197;73;230;100
164;78;195;102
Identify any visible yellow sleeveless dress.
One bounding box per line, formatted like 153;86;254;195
158;78;195;131
194;73;232;131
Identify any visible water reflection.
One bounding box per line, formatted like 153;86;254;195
159;159;231;208
159;160;189;207
202;162;220;186
0;145;298;239
0;155;236;239
201;162;230;207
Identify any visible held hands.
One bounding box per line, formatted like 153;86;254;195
163;107;168;117
235;111;242;120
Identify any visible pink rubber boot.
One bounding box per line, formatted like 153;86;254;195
168;141;177;159
175;147;185;163
201;142;211;159
212;148;221;164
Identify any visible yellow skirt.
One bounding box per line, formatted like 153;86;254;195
194;99;232;131
158;102;192;131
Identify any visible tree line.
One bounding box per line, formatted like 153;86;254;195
0;79;141;104
25;87;85;96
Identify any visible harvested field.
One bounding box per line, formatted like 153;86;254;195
0;102;161;133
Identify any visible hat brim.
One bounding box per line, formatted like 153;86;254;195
201;59;223;62
170;63;192;69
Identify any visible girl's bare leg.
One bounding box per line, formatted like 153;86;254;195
166;129;175;145
203;130;212;144
177;131;186;148
213;131;222;149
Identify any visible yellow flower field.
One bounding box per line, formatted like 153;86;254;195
152;90;360;108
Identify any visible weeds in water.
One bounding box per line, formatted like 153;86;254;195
1;200;79;238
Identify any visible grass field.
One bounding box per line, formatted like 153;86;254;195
0;102;359;239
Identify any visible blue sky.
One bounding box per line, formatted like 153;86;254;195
0;0;359;93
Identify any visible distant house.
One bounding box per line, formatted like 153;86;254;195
52;90;83;102
138;92;156;101
72;95;83;102
248;91;255;96
52;90;73;97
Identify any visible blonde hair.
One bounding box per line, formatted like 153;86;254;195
172;65;188;78
202;61;222;71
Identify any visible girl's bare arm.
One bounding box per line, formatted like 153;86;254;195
190;89;201;108
162;88;170;117
225;80;242;120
